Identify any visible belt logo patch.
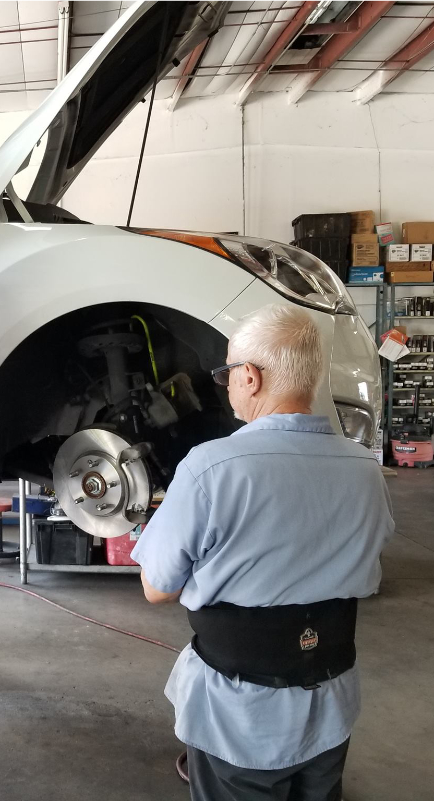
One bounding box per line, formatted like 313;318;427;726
300;628;319;651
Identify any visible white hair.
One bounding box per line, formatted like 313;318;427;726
229;304;323;398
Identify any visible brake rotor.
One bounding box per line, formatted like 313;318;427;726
53;428;152;538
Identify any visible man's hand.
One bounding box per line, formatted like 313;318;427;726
140;570;183;605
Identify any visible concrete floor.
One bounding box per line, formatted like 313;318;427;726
0;470;433;801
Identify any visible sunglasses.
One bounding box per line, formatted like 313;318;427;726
211;362;264;387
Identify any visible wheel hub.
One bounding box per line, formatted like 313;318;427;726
53;429;152;538
82;471;107;499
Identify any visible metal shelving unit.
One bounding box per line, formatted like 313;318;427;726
18;480;141;584
346;283;386;346
386;282;434;444
26;544;140;574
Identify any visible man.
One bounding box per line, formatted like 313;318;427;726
131;303;394;801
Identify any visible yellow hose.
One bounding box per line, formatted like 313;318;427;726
131;314;159;386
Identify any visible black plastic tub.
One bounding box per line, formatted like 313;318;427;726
34;520;93;565
295;236;349;263
292;213;351;240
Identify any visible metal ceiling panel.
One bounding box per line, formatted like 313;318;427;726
340;15;434;62
21;38;57;83
0;89;28;113
17;1;57;25
277;47;322;66
183;1;310;99
2;0;434;114
0;1;19;27
72;2;122;36
0;42;24;84
201;3;301;97
261;48;322;92
0;30;23;45
385;3;434;18
311;66;378;93
183;3;255;98
383;69;434;93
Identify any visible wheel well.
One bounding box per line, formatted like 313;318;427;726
0;301;234;483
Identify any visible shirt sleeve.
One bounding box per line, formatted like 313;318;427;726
130;459;212;593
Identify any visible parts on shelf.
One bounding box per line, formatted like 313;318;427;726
396;355;434;368
405;336;434;353
396;297;434;317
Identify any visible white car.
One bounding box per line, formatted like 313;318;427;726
0;1;381;538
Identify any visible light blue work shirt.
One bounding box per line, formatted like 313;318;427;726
131;414;394;770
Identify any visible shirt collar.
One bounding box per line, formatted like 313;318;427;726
232;413;335;436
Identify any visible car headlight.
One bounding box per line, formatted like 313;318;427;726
335;403;375;449
217;236;356;315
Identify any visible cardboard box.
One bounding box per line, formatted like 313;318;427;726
351;242;380;266
385;244;410;262
375;222;395;247
385;261;431;272
348;267;384;284
351;233;378;244
350;210;375;235
411;244;433;261
387;271;433;284
402;222;434;244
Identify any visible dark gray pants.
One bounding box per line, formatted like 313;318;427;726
187;738;349;801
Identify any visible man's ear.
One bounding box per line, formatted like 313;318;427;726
245;363;262;395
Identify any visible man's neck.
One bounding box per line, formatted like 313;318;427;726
251;397;312;421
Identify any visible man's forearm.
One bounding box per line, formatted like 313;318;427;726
140;570;183;604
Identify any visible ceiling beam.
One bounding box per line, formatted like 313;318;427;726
355;19;434;104
284;1;394;105
300;21;361;35
168;39;208;112
237;1;319;107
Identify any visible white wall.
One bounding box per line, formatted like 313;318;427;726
4;91;434;236
65;95;245;233
62;91;434;238
3;89;434;327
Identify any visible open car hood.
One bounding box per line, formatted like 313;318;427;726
0;1;228;206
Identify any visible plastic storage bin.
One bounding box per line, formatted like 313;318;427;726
104;526;144;566
327;260;349;283
12;494;52;515
295;236;349;263
34;520;93;565
294;238;348;283
292;213;351;240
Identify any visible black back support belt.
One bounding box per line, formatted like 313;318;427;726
188;598;358;690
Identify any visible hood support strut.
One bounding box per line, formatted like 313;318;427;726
126;3;170;227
